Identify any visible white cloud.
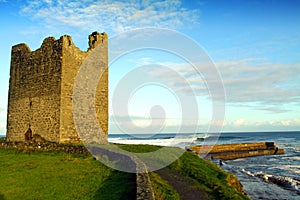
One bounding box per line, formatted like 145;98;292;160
109;114;211;134
224;118;300;131
275;118;300;127
217;59;300;113
140;62;212;97
110;113;300;133
20;0;200;35
217;59;300;105
141;59;300;113
232;119;247;126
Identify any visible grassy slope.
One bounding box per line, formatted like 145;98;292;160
118;144;249;200
169;151;249;200
0;144;249;200
0;149;135;200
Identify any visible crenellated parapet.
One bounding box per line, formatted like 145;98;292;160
88;32;108;51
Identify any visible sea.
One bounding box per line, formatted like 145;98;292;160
109;131;300;200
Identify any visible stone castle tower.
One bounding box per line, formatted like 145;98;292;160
6;32;108;143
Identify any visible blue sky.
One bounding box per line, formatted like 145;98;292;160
0;0;300;135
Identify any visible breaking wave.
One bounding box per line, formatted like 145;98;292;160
241;169;300;194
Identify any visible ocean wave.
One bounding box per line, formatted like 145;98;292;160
268;165;300;175
282;146;300;151
109;133;247;145
241;169;255;177
281;156;300;161
108;136;195;147
194;135;244;141
231;158;246;162
241;169;300;194
108;133;222;146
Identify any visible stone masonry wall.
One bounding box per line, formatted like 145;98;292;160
7;38;63;142
59;35;87;143
59;32;108;143
6;32;108;143
92;33;109;142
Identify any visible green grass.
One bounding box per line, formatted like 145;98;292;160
0;149;135;200
117;144;185;170
118;144;162;153
168;151;249;200
149;172;180;200
117;144;249;200
0;144;249;200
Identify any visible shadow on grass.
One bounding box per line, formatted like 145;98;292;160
0;193;6;200
93;171;136;200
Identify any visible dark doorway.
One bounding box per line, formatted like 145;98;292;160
25;128;33;141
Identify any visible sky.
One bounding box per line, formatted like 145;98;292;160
0;0;300;135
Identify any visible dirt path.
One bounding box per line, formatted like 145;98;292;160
155;168;212;200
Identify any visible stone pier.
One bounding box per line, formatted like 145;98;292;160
187;142;284;160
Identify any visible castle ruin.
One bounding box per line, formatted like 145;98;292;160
6;32;108;143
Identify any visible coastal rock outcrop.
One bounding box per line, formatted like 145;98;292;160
226;174;246;195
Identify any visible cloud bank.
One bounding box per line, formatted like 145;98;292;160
146;59;300;113
21;0;200;34
109;114;300;133
227;118;300;131
217;59;300;105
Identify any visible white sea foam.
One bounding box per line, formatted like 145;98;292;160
241;169;255;177
241;169;300;193
281;156;300;161
109;136;195;147
231;158;246;162
281;146;300;151
268;165;300;174
108;133;220;148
